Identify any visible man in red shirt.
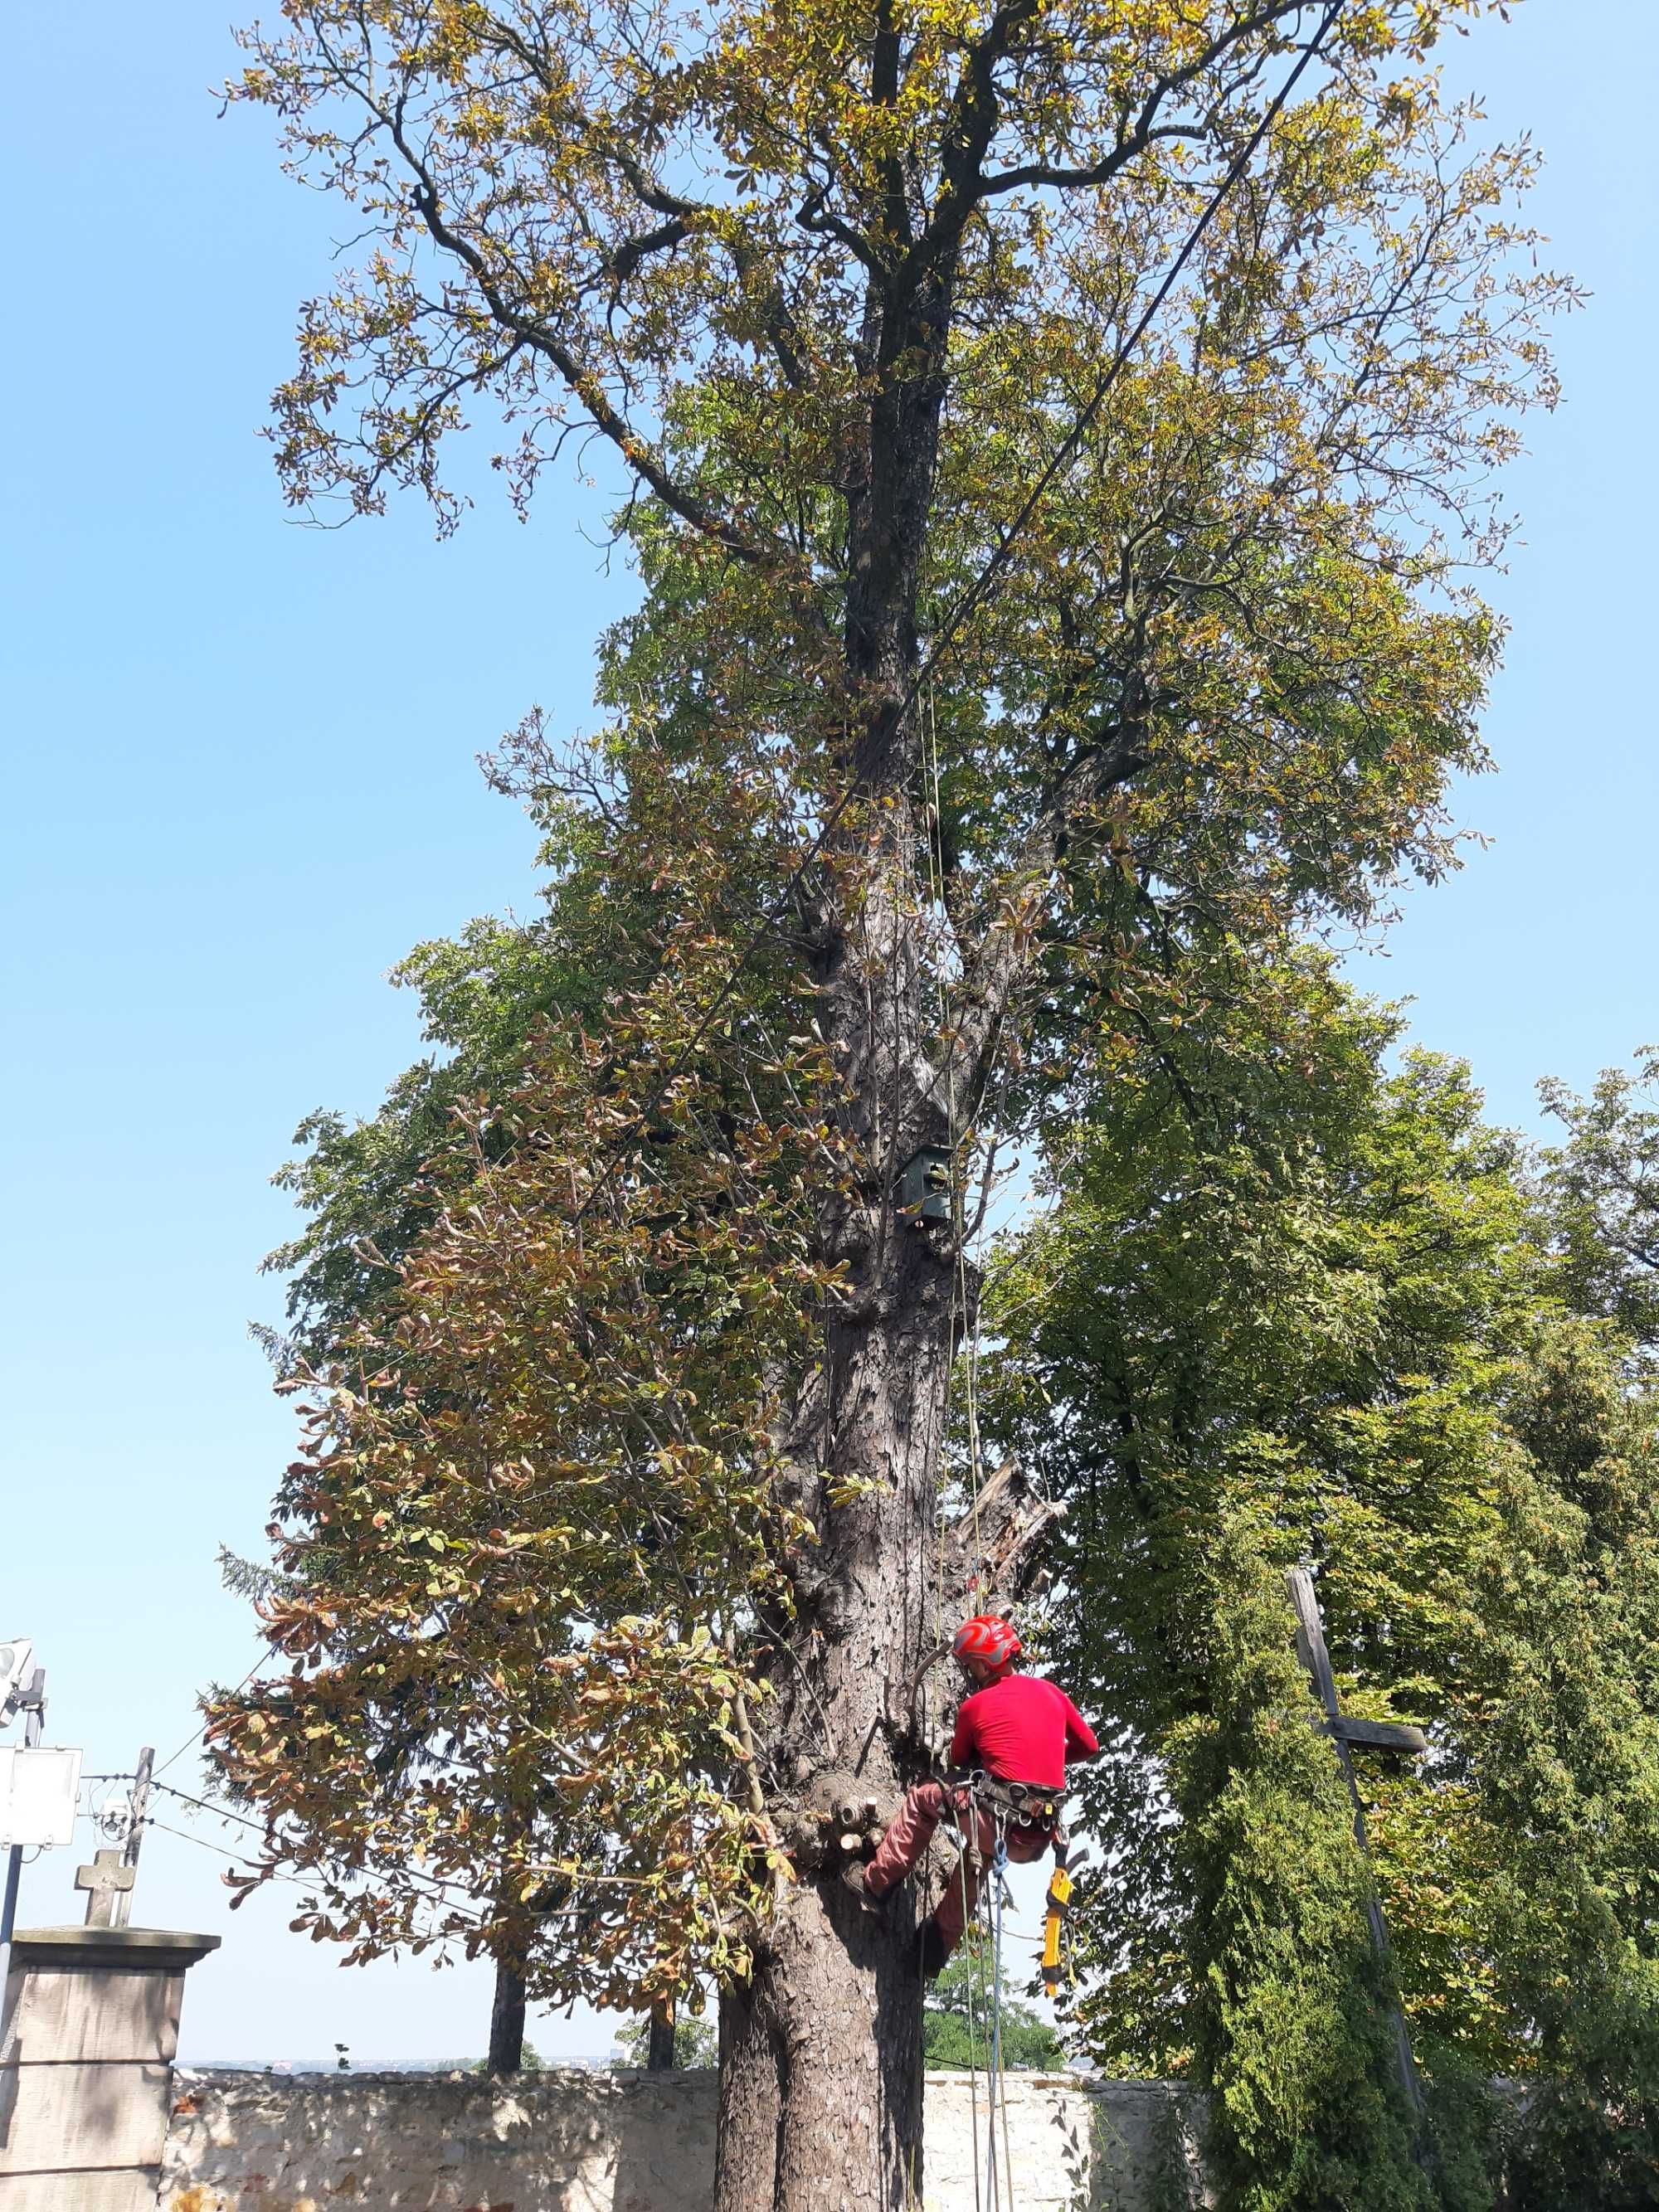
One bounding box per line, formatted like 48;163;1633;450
851;1614;1097;1974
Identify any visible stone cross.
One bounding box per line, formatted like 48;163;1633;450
1286;1566;1428;2138
75;1847;136;1928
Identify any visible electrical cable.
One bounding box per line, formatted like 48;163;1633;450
139;1819;330;1896
985;1828;1005;2210
157;1782;523;1907
152;1777;699;1906
144;1787;504;1928
946;1791;985;2212
151;1655;268;1781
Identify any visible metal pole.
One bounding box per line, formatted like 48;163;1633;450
111;1746;153;1929
0;1848;21;1947
0;1670;46;1962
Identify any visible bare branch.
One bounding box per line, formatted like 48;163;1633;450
404;174;785;566
943;712;1150;1127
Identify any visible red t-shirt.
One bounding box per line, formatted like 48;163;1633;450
949;1672;1098;1788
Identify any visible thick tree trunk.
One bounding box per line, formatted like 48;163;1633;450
647;1998;678;2071
713;232;975;2212
714;1115;961;2210
488;1956;528;2075
717;1884;929;2212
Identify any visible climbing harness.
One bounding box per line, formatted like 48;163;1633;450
951;1768;1062;1834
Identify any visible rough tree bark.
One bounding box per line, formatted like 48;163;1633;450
713;219;1042;2209
717;1270;954;2210
647;1999;678;2072
488;1957;528;2076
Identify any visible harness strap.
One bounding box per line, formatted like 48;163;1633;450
951;1767;1064;1829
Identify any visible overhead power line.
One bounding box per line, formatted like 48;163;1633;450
150;1655;268;1782
562;0;1346;1235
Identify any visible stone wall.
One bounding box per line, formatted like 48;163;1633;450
159;2066;1208;2211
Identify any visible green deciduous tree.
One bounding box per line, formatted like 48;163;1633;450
923;1930;1064;2072
1172;1518;1433;2212
1536;1049;1659;1359
469;2036;547;2071
616;2010;721;2069
212;5;1568;2203
985;954;1659;2206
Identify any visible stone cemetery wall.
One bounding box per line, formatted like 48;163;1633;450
159;2064;1208;2211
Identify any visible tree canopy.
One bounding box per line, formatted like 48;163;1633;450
1536;1048;1659;1361
982;954;1659;2203
208;6;1579;2207
923;1931;1065;2072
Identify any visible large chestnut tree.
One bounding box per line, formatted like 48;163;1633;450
212;6;1566;2204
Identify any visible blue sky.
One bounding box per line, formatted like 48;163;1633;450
2;2;1654;2064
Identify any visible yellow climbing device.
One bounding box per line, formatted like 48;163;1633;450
1040;1862;1073;1996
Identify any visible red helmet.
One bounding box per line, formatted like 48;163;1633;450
953;1615;1021;1672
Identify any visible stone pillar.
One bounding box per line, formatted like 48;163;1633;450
0;1923;221;2211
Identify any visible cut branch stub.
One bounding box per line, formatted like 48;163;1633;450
1326;1716;1428;1757
785;1771;893;1874
882;1460;1067;1740
941;1458;1065;1613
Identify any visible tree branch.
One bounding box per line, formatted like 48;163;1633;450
404;175;783;566
898;0;1315;293
599;215;693;283
943;711;1149;1127
974;122;1209;198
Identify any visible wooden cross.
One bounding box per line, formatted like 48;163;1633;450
75;1848;135;1929
1285;1566;1428;2136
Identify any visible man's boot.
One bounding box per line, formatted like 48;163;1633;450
916;1917;950;1980
841;1861;891;1918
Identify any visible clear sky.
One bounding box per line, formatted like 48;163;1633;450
2;2;1654;2065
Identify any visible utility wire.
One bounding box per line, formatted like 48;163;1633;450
561;1;1345;1238
144;1782;499;1927
151;1655;268;1782
153;1781;474;1899
142;1814;506;1936
149;1777;679;1908
140;1819;328;1897
151;1779;299;1838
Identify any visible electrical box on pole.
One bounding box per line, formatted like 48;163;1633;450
0;1746;82;1849
1;1649;79;1949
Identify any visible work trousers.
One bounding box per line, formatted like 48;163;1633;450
865;1780;1051;1959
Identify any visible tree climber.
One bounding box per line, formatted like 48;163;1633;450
848;1616;1099;1976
